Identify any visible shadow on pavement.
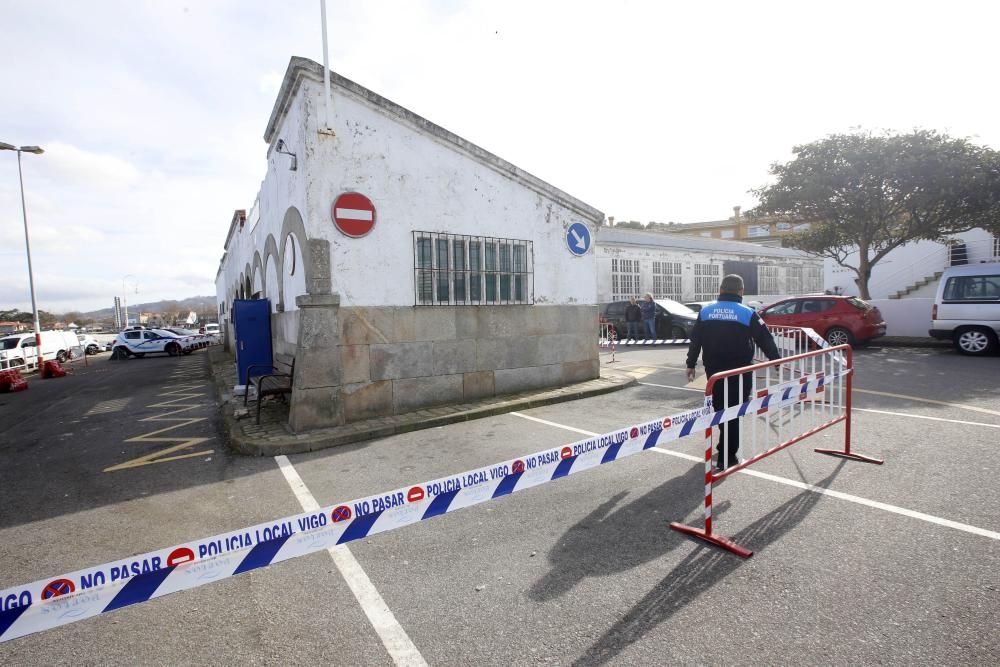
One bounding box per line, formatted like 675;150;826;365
528;463;731;603
570;461;845;667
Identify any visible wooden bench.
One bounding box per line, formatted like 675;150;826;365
244;354;295;425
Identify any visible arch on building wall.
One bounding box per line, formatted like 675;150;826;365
251;251;265;299
278;206;312;311
262;234;282;309
264;254;279;313
243;263;253;299
278;207;310;277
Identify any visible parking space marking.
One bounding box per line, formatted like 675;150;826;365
638;381;702;393
510;413;1000;543
275;456;428;667
853;388;1000;417
637;382;1000;429
103;383;214;473
616;362;691;371
854;407;1000;429
85;398;131;416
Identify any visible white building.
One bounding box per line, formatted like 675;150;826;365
825;229;1000;299
216;57;603;432
823;228;1000;337
596;228;824;304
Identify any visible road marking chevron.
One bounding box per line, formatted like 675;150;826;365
103;382;215;473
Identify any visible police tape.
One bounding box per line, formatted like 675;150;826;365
598;338;690;346
0;368;845;642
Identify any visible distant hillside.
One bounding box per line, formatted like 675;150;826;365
82;295;217;321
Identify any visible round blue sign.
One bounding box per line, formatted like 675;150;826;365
566;223;592;256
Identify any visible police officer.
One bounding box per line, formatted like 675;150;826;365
686;274;780;470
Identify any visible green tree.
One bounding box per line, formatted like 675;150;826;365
754;130;1000;299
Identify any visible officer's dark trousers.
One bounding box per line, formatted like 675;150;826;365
710;371;752;469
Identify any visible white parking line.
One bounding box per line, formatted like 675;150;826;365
637;382;1000;429
853;388;1000;418
275;456;427;667
854;407;1000;429
508;413;1000;543
638;381;702;393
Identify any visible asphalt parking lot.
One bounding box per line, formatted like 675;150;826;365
0;344;998;665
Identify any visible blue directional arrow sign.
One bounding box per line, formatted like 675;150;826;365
566;222;592;256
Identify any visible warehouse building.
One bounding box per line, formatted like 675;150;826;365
216;57;603;432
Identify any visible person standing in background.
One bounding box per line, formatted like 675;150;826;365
640;293;656;340
624;296;642;342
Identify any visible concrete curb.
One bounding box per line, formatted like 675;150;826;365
207;347;636;456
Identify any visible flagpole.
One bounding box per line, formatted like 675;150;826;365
320;0;333;132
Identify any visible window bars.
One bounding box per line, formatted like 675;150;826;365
413;232;534;306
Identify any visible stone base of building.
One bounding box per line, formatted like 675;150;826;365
278;303;598;431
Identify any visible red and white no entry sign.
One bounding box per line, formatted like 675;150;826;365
332;192;376;237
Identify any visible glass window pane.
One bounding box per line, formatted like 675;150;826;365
485;274;497;301
469;242;481;270
513;245;526;272
417;238;432;268
436;239;449;270
470;274;481;301
499;244;511;271
485;243;497;271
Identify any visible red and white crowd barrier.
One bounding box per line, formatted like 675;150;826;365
671;344;882;558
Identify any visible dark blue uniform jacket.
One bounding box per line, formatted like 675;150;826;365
685;294;780;374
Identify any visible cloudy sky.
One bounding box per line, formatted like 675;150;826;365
2;0;998;312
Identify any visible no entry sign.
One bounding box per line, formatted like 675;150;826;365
332;192;376;237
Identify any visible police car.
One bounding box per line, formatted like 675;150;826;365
112;329;199;358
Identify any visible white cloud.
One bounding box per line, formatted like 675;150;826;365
258;72;283;96
39;142;140;191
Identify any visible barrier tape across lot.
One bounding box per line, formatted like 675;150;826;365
0;368;844;643
599;338;689;346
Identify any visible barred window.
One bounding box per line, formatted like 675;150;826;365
993;236;1000;258
694;263;720;300
786;266;804;294
804;266;823;293
611;258;641;301
759;265;780;294
413;232;533;305
652;261;682;300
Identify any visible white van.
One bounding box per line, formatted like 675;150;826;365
0;331;81;371
929;262;1000;355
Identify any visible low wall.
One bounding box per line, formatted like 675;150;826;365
869;298;934;337
336;305;599;422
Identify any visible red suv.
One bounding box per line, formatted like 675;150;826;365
760;295;886;346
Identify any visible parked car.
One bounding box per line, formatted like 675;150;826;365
112;328;198;358
684;301;712;313
77;333;101;355
686;300;764;314
0;330;80;370
759;295;886;347
600;298;698;340
163;327;211;350
929;262;1000;355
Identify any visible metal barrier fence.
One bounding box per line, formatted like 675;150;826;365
670;344;882;558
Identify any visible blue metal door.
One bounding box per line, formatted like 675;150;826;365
232;299;273;385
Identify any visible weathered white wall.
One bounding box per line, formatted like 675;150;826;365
296;77;600;307
218;71;600;313
869;298;935;337
825;229;999;298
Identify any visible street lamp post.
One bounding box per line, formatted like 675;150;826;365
1;141;45;372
